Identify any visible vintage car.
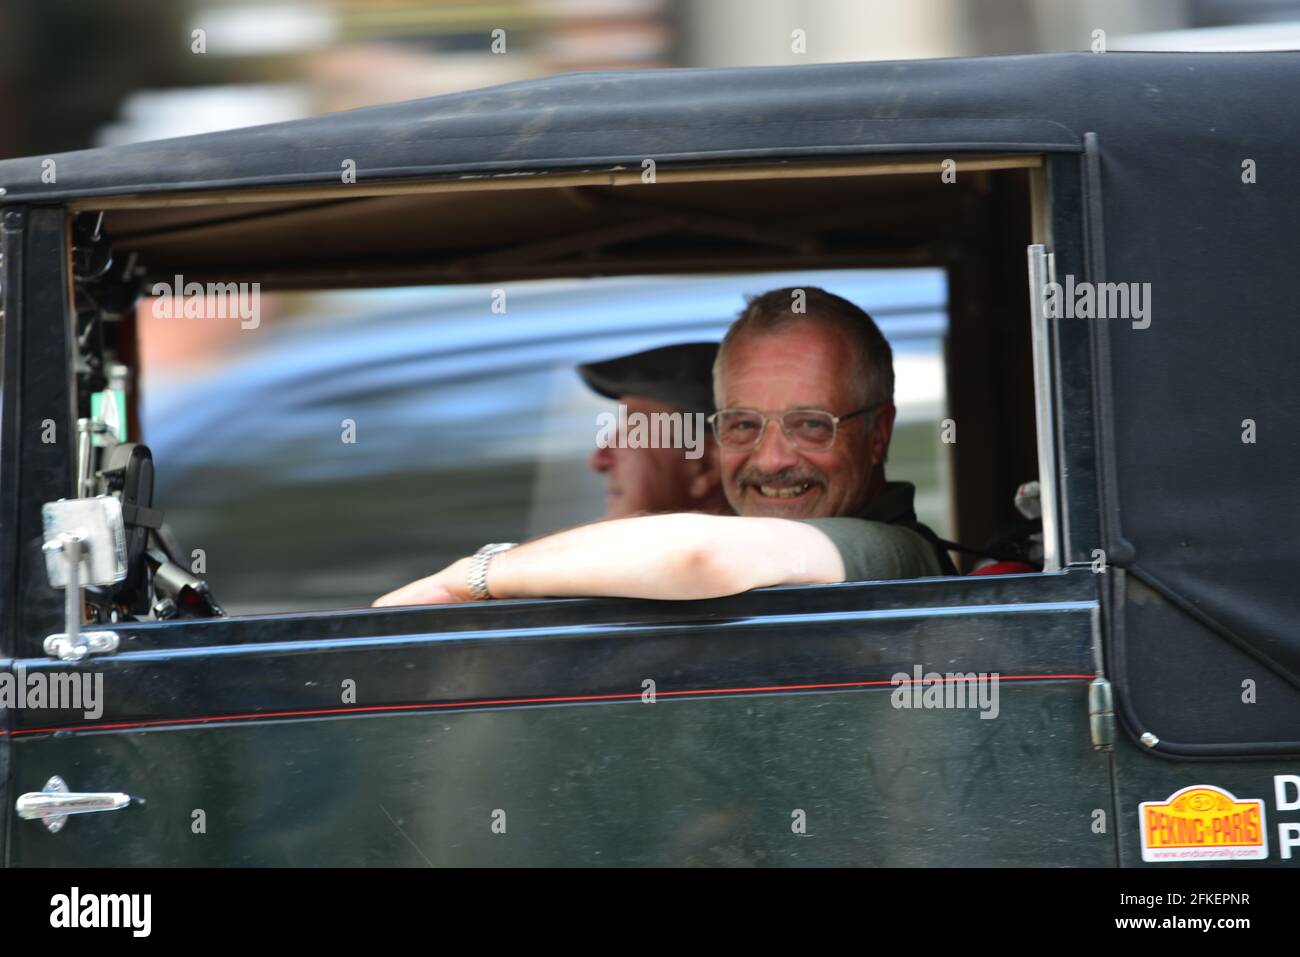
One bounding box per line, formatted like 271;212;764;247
0;51;1296;866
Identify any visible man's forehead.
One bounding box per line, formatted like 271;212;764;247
721;324;858;401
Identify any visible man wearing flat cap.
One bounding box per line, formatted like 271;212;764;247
377;287;952;607
578;342;730;520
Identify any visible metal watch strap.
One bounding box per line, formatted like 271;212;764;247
468;542;517;600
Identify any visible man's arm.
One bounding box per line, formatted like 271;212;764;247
372;513;845;606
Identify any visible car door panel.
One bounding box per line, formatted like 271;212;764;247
9;571;1110;866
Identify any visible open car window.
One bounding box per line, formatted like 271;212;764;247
48;152;1053;621
137;269;955;615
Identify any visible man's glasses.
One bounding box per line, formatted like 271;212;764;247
707;405;878;453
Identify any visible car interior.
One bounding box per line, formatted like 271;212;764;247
67;153;1048;618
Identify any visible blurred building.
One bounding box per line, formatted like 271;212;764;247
1;0;681;156
4;0;1300;159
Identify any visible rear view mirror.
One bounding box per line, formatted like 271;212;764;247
42;497;127;587
41;496;127;661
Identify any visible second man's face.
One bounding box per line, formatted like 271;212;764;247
590;395;712;518
715;324;884;520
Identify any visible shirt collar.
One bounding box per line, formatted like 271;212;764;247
857;481;918;525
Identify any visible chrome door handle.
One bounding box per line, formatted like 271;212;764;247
15;775;132;832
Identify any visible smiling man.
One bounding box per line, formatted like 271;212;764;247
374;287;954;607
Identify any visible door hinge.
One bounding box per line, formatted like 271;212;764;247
1088;676;1115;750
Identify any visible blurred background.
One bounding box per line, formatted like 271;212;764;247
4;0;1300;160
7;0;1299;613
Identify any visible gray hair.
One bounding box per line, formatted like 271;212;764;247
712;286;894;410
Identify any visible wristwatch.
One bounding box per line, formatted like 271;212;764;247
468;542;517;600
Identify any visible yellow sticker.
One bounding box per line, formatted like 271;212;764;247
1140;785;1268;862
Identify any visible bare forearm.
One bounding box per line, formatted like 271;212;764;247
374;513;845;607
488;513;843;600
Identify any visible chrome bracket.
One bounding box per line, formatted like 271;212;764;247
44;630;119;662
41;528;120;661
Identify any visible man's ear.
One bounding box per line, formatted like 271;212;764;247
870;403;897;468
686;440;723;502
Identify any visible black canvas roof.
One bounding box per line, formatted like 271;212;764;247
0;51;1294;201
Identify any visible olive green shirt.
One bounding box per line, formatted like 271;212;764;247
800;482;949;582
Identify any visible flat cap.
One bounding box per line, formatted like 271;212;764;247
577;342;719;416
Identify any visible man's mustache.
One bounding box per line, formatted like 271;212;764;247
735;465;827;490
